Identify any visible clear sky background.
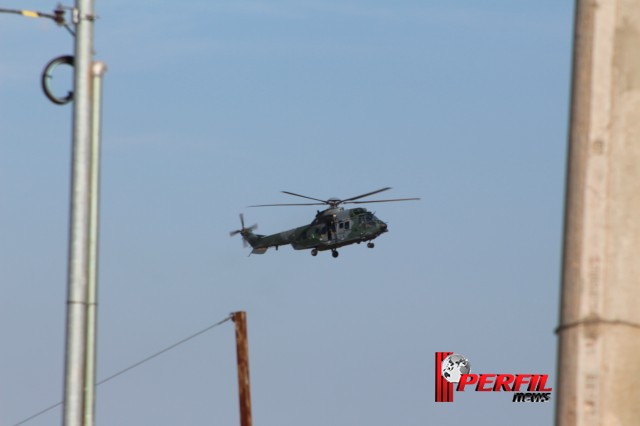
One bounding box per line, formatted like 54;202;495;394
1;1;573;425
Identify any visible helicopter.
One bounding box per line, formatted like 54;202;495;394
230;187;419;258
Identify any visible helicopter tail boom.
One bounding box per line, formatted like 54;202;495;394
233;229;270;254
230;214;294;254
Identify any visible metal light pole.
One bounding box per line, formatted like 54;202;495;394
83;60;107;426
2;3;102;425
62;1;97;425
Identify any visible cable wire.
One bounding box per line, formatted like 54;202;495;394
97;315;232;386
0;7;59;22
10;314;233;426
0;6;75;35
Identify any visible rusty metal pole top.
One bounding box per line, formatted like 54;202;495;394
232;311;252;426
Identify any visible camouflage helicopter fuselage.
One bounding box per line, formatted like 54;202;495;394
232;187;418;258
240;207;388;257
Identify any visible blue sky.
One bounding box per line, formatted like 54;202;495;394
2;1;573;425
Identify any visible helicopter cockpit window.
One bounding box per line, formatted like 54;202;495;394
339;222;344;229
365;213;374;222
345;221;350;230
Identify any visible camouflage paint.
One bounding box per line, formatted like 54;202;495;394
239;207;388;255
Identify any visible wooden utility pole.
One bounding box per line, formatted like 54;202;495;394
556;1;640;425
232;312;252;426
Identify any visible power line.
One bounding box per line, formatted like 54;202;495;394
0;6;75;36
0;7;59;21
97;315;232;386
10;315;233;426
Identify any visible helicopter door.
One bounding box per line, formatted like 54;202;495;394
335;220;349;241
319;225;329;242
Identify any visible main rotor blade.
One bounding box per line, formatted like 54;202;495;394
249;202;326;207
346;197;420;204
281;191;328;204
342;187;392;203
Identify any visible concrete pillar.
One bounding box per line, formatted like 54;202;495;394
556;1;640;425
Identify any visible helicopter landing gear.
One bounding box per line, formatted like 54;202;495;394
311;248;318;256
367;242;375;248
331;249;339;258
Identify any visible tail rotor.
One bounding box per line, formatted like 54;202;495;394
229;213;258;247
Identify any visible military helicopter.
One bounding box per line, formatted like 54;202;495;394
230;187;419;258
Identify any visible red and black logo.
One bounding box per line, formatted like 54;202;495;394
435;352;552;403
